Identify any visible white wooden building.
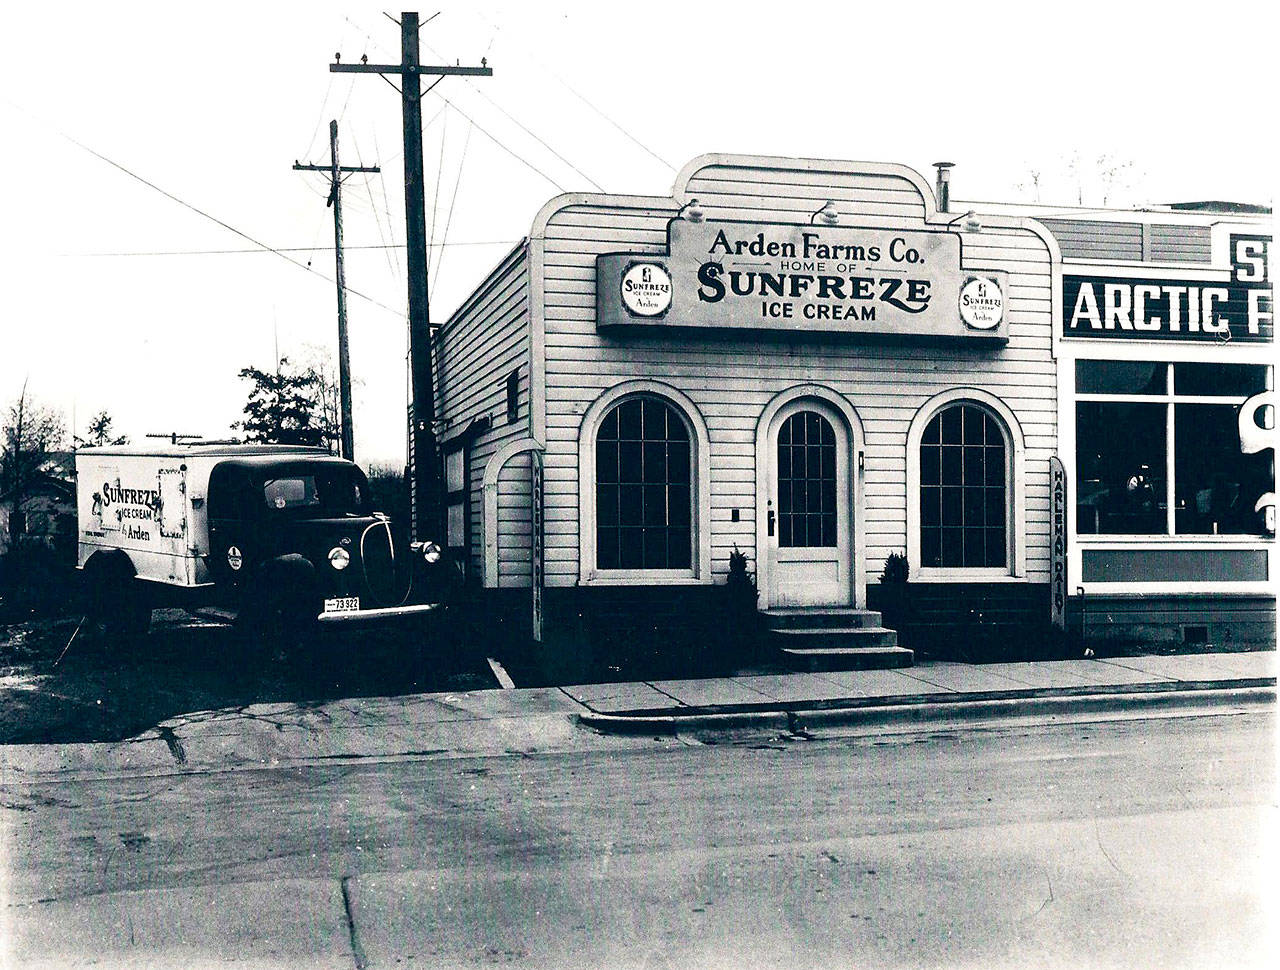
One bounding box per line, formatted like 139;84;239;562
431;154;1273;664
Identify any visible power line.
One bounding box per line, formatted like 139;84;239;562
428;93;566;192
372;127;404;281
300;23;348;161
420;38;606;191
468;10;678;174
431;117;474;293
353;132;402;284
53;130;405;316
57;240;521;257
0;97;411;318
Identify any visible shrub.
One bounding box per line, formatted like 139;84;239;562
881;551;909;585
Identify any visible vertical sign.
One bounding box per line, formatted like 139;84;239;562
531;449;544;642
1049;456;1068;630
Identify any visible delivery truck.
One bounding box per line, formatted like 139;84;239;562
75;443;454;638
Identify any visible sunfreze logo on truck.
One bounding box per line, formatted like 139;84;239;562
91;480;165;542
101;483;161;511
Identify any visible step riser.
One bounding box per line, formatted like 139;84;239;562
780;647;915;672
763;609;883;630
770;628;899;649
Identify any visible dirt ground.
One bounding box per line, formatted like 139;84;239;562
0;606;495;745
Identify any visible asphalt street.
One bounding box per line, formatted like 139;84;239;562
3;705;1274;969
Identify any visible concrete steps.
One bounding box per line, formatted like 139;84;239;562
763;608;914;671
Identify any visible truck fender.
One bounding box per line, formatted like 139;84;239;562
83;548;136;585
82;548;150;636
257;553;318;605
243;554;319;633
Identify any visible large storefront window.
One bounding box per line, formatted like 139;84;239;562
1075;360;1273;536
595;397;692;569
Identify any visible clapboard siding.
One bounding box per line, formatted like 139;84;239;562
497;452;532;586
434;242;532;576
1040;218;1143;260
1148;224;1213;263
533;160;1057;589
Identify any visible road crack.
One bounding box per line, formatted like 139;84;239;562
341;875;367;970
155;726;187;765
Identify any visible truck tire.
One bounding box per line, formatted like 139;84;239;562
83;552;151;643
239;554;319;654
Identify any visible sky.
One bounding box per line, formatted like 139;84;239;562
2;1;1275;468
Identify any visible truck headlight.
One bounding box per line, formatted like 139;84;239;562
421;541;442;564
328;546;351;570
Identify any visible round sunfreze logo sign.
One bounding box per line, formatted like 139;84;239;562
959;276;1004;330
621;262;672;317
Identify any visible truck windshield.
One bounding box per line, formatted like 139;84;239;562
260;469;368;515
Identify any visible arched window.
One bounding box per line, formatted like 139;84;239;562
906;389;1025;580
595;396;692;570
919;403;1007;568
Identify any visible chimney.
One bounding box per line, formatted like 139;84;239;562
933;161;954;213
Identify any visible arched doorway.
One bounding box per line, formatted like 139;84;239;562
762;397;855;607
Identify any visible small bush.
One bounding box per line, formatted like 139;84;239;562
881;551;909;585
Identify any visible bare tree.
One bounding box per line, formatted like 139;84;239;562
299;345;343;455
2;381;67;540
1018;153;1141;208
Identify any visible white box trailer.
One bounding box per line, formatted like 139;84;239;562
76;444;452;636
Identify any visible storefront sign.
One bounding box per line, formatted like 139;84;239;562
531;449;544;642
1049;456;1068;631
959;276;1004;330
620;262;672;317
1062;234;1273;343
597;219;1008;341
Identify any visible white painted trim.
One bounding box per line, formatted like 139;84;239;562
528;234;547;448
1060;259;1230;276
1079;582;1274;596
481;437;541;589
531;192;678;240
1014;216;1063;364
577;380;712;586
673;153;937;213
905;388;1027;582
754;384;866;610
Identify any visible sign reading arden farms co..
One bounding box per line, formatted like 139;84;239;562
597;219;1007;341
1062;234;1273;343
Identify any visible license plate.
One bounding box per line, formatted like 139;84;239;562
323;596;360;614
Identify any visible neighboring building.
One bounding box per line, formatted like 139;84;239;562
1032;204;1275;650
0;471;76;560
431;154;1274;663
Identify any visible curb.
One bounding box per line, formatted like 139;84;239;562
576;681;1276;735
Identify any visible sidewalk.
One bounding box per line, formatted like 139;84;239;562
1;651;1273;778
566;650;1277;733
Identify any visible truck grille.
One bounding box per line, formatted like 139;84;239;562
359;521;401;607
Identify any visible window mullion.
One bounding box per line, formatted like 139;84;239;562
1165;397;1176;537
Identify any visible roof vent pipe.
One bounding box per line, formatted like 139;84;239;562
933;161;954;213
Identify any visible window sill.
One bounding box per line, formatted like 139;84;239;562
580;569;709;587
912;568;1025;584
1075;535;1274;545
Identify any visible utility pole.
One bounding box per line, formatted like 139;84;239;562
330;11;492;541
293;121;379;461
